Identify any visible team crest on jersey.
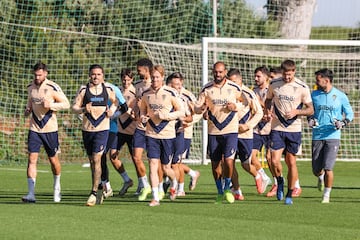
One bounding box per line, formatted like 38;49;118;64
162;94;167;101
332;94;337;101
127;96;130;101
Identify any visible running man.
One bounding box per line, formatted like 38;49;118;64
22;62;70;203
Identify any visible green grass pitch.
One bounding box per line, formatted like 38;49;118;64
0;161;359;240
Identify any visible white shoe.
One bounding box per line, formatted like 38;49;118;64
189;171;200;191
261;177;271;194
103;188;113;199
86;194;97;206
22;193;36;203
177;191;186;197
321;196;330;203
54;189;61;203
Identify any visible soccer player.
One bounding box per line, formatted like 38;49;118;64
268;65;303;197
227;68;270;199
252;66;277;197
264;59;314;205
72;64;117;206
22;62;70;203
309;68;354;203
194;61;243;204
140;65;185;206
132;58;153;201
165;72;201;196
99;77;133;198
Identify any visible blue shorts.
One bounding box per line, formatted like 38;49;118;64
208;133;237;161
27;130;59;157
132;128;146;149
173;132;185;164
146;136;175;165
82;130;109;156
253;133;270;151
117;132;133;155
269;130;301;154
236;138;253;162
184;138;191;159
106;132;118;152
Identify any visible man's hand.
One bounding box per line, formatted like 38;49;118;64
308;117;318;128
334;119;347;130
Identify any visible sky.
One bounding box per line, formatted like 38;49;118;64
246;0;360;28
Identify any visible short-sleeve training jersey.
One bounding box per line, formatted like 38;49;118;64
74;82;115;132
118;84;137;135
134;79;151;131
140;85;182;139
237;85;263;139
267;77;312;132
253;85;271;135
26;78;70;133
197;80;242;135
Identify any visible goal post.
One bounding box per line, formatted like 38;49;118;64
201;37;360;163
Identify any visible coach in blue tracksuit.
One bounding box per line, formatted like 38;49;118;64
308;68;354;204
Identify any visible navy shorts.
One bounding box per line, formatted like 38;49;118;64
146;136;175;165
173;132;185;164
117;132;133;155
183;138;191;159
82;130;109;156
208;133;237;161
253;133;270;151
269;130;301;154
27;130;59;157
132;128;146;149
106;132;118;152
236;138;253;162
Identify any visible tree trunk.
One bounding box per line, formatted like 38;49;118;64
267;0;317;39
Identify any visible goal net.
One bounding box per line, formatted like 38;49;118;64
198;37;360;163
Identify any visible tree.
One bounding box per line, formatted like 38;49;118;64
267;0;316;39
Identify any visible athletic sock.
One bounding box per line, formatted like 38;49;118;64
178;182;185;192
53;174;61;191
120;171;130;182
27;178;36;196
215;179;223;194
295;179;300;189
140;175;150;188
224;177;231;190
276;176;284;185
188;169;197;178
286;189;293;198
158;181;164;192
152;187;159;201
323;187;332;198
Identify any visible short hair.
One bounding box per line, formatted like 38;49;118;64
151;65;165;77
89;64;104;75
315;68;334;83
269;66;282;75
33;62;48;72
120;68;134;79
280;59;296;72
213;61;226;70
254;66;270;77
136;58;153;69
227;68;241;78
166;72;184;85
